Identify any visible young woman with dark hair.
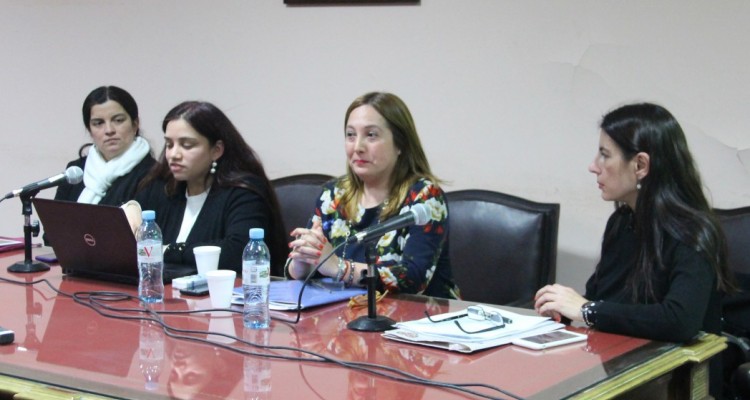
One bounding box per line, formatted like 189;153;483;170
135;101;286;275
534;102;735;397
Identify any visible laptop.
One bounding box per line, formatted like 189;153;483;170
33;198;195;285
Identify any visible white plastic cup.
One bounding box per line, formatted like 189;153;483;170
205;270;236;308
193;246;221;277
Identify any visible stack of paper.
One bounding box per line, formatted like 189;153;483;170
383;306;564;353
0;237;24;253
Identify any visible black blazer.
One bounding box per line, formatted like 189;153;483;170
135;177;286;274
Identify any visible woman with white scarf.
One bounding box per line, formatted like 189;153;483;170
54;86;155;206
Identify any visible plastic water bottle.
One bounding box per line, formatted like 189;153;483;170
137;210;164;303
242;228;271;329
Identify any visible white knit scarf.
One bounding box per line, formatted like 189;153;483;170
78;136;151;204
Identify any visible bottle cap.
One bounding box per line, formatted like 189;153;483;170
249;228;264;240
142;210;156;220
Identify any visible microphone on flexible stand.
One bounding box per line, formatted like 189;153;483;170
346;203;431;244
6;166;83;273
2;166;84;200
347;204;431;332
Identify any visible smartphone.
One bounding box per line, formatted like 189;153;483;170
35;252;58;263
179;286;209;297
0;326;14;345
512;330;587;350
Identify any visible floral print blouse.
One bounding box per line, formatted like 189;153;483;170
312;178;459;299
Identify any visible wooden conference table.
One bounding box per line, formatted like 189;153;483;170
0;249;725;400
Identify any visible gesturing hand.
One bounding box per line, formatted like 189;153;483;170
287;219;334;279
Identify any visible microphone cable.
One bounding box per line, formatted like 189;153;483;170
1;275;526;400
277;240;347;324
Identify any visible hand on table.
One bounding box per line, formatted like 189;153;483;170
534;283;588;323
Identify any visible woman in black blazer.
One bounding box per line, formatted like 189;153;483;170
135;101;286;275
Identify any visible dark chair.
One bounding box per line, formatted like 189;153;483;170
715;206;750;399
271;174;334;235
445;189;560;307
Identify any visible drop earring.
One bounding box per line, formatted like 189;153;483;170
636;181;641;190
210;160;217;174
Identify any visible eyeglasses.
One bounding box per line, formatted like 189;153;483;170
459;306;512;334
424;306;512;334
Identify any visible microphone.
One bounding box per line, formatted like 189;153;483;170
3;166;84;199
347;203;431;244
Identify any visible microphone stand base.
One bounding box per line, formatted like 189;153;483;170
347;315;396;332
8;260;50;273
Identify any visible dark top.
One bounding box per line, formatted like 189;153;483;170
313;178;458;299
54;155;155;206
585;208;720;343
585;207;723;398
135;177;286;275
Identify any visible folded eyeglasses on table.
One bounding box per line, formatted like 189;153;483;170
425;305;513;334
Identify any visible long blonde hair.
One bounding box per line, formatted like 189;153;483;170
339;92;440;221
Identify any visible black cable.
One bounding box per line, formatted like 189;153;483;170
151;315;518;400
3;276;521;399
108;297;526;399
272;240;346;324
1;276;525;400
293;325;329;400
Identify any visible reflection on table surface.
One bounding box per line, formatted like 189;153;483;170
0;249;689;400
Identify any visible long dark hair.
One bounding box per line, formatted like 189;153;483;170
141;101;287;273
600;103;735;299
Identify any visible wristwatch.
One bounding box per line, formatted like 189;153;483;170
581;300;599;327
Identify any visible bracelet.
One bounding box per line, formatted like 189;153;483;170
342;260;351;284
345;261;356;287
581;300;599;327
335;256;346;282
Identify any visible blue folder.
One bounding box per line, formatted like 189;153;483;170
232;278;366;310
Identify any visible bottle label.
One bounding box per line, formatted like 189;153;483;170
243;261;270;285
138;243;163;263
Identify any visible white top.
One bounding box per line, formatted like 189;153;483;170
176;189;209;242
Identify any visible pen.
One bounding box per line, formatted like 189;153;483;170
424;311;468;323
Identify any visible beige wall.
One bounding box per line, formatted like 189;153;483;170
1;0;748;292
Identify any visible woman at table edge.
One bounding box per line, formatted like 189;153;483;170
534;102;736;398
